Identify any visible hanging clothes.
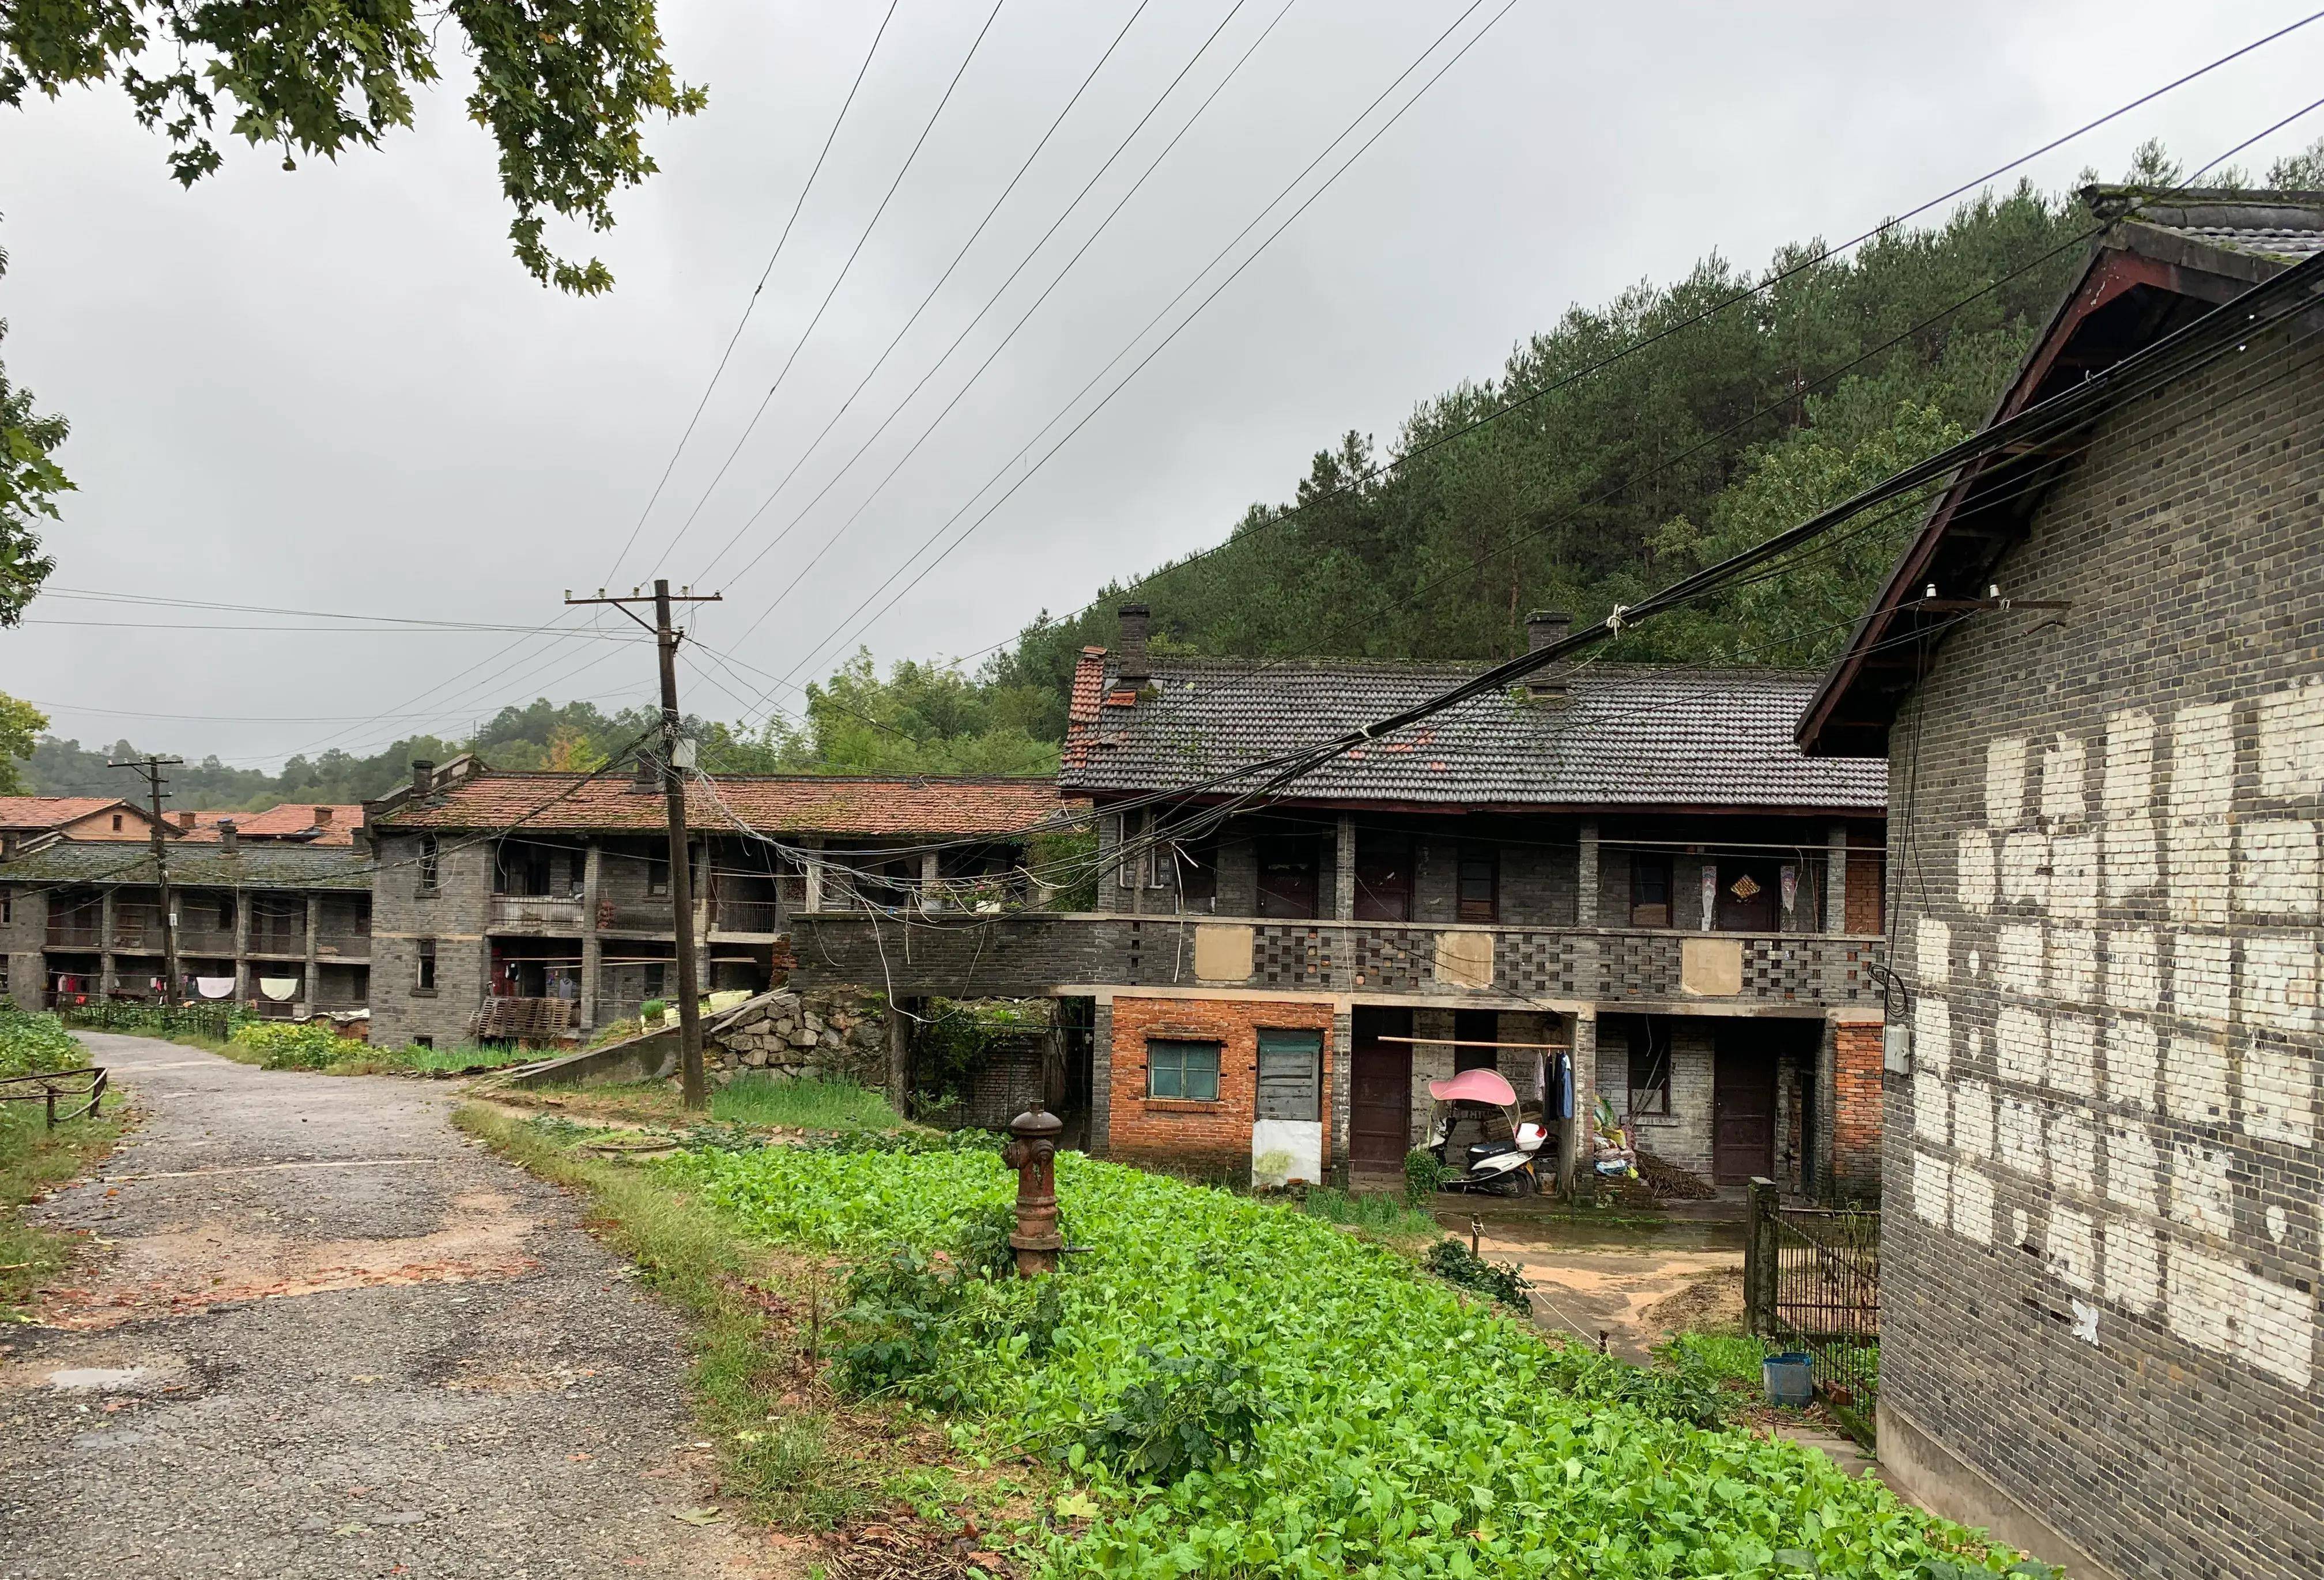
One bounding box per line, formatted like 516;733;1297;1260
1553;1050;1575;1121
194;977;236;1000
258;977;301;1001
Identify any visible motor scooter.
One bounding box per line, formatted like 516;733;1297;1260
1424;1068;1548;1195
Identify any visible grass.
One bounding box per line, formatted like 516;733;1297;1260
710;1075;901;1132
1661;1330;1768;1386
452;1104;959;1533
2;1090;129;1320
1292;1185;1439;1238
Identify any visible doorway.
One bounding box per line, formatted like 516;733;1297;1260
1711;1031;1777;1183
1349;1006;1413;1168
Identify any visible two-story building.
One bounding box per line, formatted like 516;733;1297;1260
791;606;1889;1193
361;756;1062;1049
0;819;373;1015
0;796;166;857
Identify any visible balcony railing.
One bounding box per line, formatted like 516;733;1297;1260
787;912;1884;1010
247;928;307;956
712;898;782;935
44;922;101;949
314;931;371;957
489;894;586;929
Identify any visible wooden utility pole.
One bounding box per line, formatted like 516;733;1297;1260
564;579;722;1109
110;754;186;1008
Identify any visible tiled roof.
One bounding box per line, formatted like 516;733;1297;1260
0;796;134;831
175;803;364;844
378;773;1067;837
0;839;373;890
1061;652;1884;811
2088;188;2324;264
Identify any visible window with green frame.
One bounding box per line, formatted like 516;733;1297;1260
1146;1038;1222;1101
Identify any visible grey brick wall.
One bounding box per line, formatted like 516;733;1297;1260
1884;317;2324;1579
369;831;493;1049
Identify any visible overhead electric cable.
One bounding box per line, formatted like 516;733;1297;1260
602;1;901;585
686;0;1293;590
649;0;1011;565
742;7;2324;691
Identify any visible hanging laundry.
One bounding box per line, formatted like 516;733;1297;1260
259;977;301;1001
194;977;236;999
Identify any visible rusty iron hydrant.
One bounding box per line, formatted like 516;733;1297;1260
1001;1103;1065;1277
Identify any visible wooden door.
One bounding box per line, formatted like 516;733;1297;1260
1712;1037;1776;1184
1714;860;1780;931
1349;1007;1414;1167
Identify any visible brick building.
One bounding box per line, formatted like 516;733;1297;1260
795;607;1889;1191
0;823;373;1015
1798;190;2324;1578
0;796;165;856
361;757;1058;1049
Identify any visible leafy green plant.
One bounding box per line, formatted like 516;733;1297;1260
1423;1235;1533;1311
1403;1146;1451;1205
229;1020;349;1071
0;1010;80;1076
1072;1347;1265;1484
663;1145;2039;1578
640;998;667;1022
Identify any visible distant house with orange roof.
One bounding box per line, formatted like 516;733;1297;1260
0;796;164;857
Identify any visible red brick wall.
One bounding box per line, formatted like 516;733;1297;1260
1107;996;1335;1173
1844;850;1885;935
1832;1020;1882;1192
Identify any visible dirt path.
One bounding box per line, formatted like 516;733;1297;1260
0;1033;786;1580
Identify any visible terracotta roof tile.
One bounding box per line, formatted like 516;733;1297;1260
0;796;132;831
379;773;1067;837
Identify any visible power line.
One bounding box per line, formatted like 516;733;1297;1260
603;0;902;586
684;0;1287;591
741;8;2324;695
647;0;1012;567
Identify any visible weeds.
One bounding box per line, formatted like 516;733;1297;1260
1423;1234;1534;1311
1295;1185;1437;1237
2;1094;128;1318
710;1075;900;1132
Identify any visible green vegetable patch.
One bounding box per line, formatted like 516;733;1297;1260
671;1144;2038;1579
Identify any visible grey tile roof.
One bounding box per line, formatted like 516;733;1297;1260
0;840;374;890
1063;657;1884;811
2087;189;2324;264
2168;224;2324;262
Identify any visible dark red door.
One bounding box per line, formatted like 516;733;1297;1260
1712;1037;1776;1184
1350;1006;1413;1167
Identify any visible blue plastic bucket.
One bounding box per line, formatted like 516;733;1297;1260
1763;1351;1814;1408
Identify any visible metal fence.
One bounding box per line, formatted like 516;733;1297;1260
0;1065;109;1128
1745;1178;1879;1441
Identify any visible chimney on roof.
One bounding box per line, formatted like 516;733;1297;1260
313;806;332;827
217;819;239;852
1116;603;1152;686
629;750;661;793
1524;609;1574;700
410;759;435;803
175;811;195;830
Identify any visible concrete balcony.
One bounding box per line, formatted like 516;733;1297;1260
489;895;586;931
788;912;1885;1012
314;931;371;959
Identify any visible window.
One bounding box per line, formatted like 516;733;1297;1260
1255;1030;1321;1121
1353;832;1413;922
417;834;440;893
1;887;10;925
413;1035;434;1051
1630;853;1673;928
1146;1039;1221;1102
647;852;670;895
111;813;124;831
415;938;437;993
1627;1019;1671;1116
1255;836;1321;918
1453;1008;1499;1073
644;962;668;999
1169;833;1218;913
1456;846;1498;923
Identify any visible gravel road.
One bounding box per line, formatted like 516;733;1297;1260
0;1032;787;1579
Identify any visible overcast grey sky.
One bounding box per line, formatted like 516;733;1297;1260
6;0;2323;770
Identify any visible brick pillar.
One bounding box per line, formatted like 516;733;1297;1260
803;836;824;912
1089;997;1114;1155
99;888;117;996
1329;1006;1353;1182
1557;1011;1597;1194
580;841;603;1030
1575;821;1599;926
232;888;251;1006
1812;1017;1838;1200
303;893;320;1016
920;850;941;911
1334;814;1356;920
1831;1019;1883;1199
1825;822;1848;935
